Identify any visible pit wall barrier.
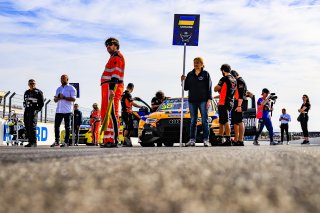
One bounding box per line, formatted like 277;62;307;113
1;118;55;146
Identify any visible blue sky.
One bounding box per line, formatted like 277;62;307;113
0;0;320;131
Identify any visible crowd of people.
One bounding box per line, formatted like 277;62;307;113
18;37;311;148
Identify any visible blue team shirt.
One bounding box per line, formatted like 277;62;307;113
257;97;270;119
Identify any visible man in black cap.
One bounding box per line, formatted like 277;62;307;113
23;79;44;147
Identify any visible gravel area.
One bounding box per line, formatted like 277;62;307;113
0;139;319;213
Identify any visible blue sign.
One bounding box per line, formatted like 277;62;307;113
3;125;48;142
172;14;200;46
70;83;80;98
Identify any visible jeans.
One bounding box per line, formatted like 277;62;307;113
55;113;72;143
189;101;209;140
255;117;274;142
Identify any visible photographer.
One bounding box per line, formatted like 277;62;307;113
253;88;277;145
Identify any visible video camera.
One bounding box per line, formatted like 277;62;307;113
269;93;278;102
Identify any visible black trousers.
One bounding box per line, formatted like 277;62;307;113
300;114;309;137
280;123;289;142
73;125;80;145
55;113;72;143
24;110;38;144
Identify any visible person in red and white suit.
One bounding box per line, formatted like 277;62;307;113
100;37;125;148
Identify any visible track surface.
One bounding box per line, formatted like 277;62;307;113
1;139;320;213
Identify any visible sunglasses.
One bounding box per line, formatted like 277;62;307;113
29;82;35;85
106;42;115;47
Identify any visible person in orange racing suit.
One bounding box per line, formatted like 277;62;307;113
100;37;125;148
121;83;142;147
90;103;101;146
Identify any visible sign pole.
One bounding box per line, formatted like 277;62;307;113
179;42;187;147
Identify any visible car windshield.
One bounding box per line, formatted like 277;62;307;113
82;118;90;125
157;98;216;113
157;99;189;111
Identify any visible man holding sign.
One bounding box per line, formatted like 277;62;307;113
100;37;125;148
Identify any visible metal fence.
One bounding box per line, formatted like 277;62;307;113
0;90;91;122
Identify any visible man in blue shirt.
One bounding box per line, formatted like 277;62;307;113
279;108;291;145
253;88;277;145
50;74;76;147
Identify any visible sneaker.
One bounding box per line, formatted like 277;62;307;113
24;143;37;147
301;140;310;145
60;142;68;147
270;142;278;145
50;142;59;147
186;139;195;147
203;139;210;147
278;141;283;145
287;141;290;145
253;140;260;146
123;137;133;147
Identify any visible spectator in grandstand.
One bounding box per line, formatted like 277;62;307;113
50;74;76;148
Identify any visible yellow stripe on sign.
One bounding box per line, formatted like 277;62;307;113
178;20;194;26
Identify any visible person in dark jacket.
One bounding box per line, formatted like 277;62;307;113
181;57;212;147
23;79;44;147
72;103;82;146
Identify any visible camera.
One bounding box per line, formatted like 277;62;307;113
269;93;278;101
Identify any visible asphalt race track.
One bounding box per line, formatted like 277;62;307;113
1;139;320;213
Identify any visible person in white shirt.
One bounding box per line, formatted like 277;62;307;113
279;108;291;145
50;74;76;147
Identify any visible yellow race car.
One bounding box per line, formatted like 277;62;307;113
138;97;257;147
